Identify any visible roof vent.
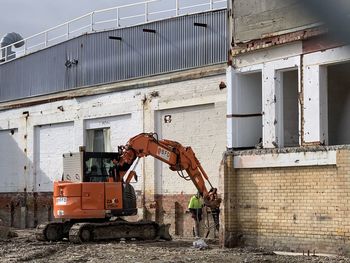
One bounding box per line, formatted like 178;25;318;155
1;32;24;61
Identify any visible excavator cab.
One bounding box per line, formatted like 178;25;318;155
57;151;137;219
83;152;118;182
62;151;119;182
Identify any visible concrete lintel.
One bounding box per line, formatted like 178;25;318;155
156;94;226;111
303;45;350;66
234;150;336;168
233;42;302;69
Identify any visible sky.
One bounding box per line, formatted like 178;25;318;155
0;0;218;39
0;0;157;38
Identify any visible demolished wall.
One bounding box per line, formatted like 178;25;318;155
226;0;350;250
222;147;350;254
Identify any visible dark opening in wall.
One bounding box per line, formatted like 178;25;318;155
282;70;299;147
327;62;350;145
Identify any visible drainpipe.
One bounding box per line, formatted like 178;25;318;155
21;111;30;229
226;66;235;149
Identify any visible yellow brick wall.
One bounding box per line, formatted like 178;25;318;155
222;149;350;254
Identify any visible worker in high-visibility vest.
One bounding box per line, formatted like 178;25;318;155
188;192;203;238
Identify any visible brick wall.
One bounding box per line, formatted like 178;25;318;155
222;149;350;254
145;194;218;239
0;192;52;228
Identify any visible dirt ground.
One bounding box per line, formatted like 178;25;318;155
0;230;350;263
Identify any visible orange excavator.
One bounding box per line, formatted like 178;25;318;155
36;133;221;243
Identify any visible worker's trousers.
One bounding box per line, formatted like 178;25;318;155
190;208;202;237
194;220;200;237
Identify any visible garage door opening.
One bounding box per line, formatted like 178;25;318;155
328;62;350;145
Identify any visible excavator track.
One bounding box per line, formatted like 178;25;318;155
68;220;171;243
35;222;67;241
36;220;171;243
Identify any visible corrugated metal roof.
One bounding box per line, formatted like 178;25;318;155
0;9;227;102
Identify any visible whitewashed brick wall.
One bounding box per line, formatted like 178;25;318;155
0;71;226;197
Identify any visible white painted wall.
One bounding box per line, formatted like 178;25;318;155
84;114;143;191
263;56;300;148
228;44;350;165
303;45;350;144
156;102;226;195
226;43;350;167
303;65;328;144
0;72;226;196
85;114;133;151
34;122;74;192
0;129;25;192
234;150;337;168
228;53;300;149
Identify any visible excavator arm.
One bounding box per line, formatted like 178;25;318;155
117;133;221;209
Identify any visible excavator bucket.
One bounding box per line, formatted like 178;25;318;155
204;198;222;209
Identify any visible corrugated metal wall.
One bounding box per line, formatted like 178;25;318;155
0;9;227;102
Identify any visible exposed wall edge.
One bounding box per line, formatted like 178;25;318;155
0;63;226;111
232;26;327;56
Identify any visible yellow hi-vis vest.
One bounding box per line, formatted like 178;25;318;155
188;195;202;209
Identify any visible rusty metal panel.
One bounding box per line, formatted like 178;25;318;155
0;9;227;102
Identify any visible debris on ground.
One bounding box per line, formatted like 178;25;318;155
0;220;18;240
193;238;209;250
1;229;350;263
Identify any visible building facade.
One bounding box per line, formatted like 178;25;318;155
223;0;350;254
0;7;227;238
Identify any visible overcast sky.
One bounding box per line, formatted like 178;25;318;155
0;0;154;38
0;0;225;41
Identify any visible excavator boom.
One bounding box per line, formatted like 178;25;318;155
118;133;221;209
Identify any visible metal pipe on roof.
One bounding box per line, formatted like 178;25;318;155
1;32;24;61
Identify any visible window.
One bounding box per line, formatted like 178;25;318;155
83;152;117;182
86;128;111;152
